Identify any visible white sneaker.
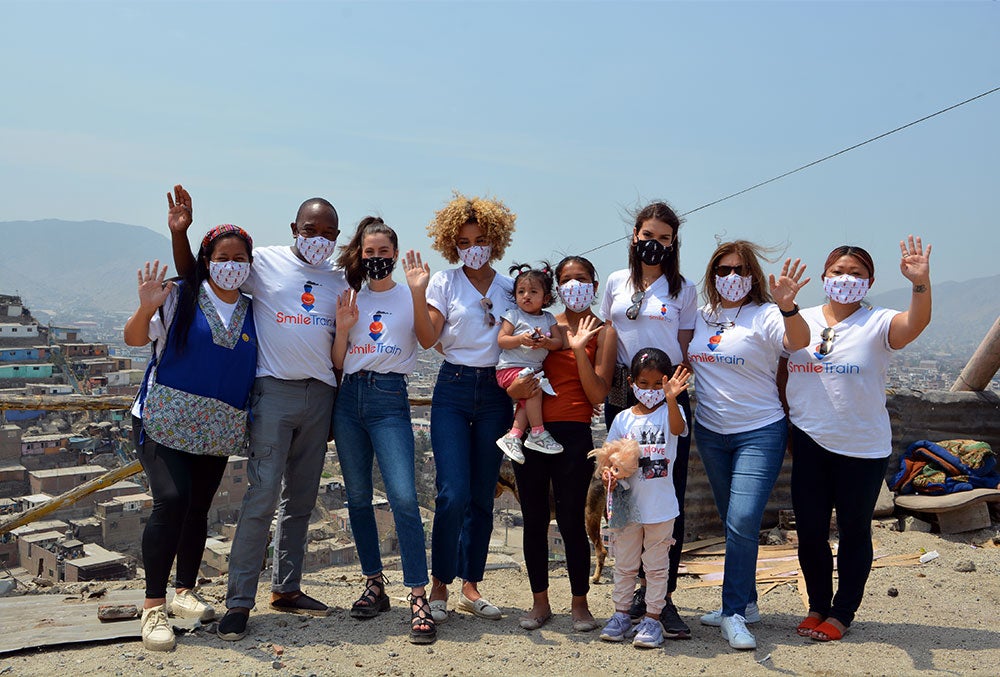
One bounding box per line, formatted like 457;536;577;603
720;613;757;650
496;434;525;464
169;588;216;621
524;430;563;454
141;605;176;651
701;600;760;626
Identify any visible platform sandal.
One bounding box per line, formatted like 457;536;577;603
408;592;437;644
350;572;390;619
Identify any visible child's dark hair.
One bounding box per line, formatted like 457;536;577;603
336;216;398;291
629;346;674;381
507;261;556;308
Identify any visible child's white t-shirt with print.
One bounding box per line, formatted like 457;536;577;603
606;404;688;524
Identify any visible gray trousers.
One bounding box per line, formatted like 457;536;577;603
226;376;336;610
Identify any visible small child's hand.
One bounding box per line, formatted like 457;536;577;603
519;331;545;348
662;365;691;400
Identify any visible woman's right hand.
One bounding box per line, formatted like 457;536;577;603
137;260;173;310
167;184;193;234
335;289;359;332
403;250;431;292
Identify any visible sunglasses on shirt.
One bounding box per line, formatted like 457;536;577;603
818;327;837;356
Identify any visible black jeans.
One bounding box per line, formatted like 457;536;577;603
605;389;691;596
791;425;889;627
512;421;594;597
132;416;228;599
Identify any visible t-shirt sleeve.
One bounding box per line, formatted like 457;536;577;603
677;284;697;331
148;286;180;355
600;276;614;321
425;271;450;318
606;413;625;442
876;307;900;351
676;404;689;438
501;308;520;327
760;304;787;348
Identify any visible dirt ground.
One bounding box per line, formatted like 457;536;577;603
1;522;999;677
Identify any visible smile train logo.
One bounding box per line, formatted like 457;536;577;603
369;313;384;342
301;281;319;312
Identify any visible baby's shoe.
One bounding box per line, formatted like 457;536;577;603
496;434;525;464
525;429;563;454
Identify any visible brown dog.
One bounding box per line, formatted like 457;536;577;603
495;460;610;584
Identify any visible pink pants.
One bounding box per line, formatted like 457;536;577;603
611;519;675;617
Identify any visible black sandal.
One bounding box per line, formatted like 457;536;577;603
350;573;390;619
408;592;437;644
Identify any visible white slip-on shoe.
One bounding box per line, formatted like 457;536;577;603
720;613;757;650
457;593;501;619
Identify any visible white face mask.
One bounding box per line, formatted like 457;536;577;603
714;273;753;303
296;235;337;265
631;383;666;409
558;280;596;312
823;274;870;304
456;244;491;270
209;261;251;291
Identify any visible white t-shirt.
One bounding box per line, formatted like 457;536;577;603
785;304;899;459
606;404;688;525
689;302;787;435
130;281;242;418
425;268;515;368
496;306;558;371
341;283;418;375
601;269;697;366
241;245;347;387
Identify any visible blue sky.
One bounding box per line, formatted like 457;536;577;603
2;1;997;305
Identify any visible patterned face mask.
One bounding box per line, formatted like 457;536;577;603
456;244;491;270
363;256;395;281
296;235;337;265
634;238;668;266
631;383;666;409
823;274;870;304
209;261;251;291
714;273;753;303
558;280;596;312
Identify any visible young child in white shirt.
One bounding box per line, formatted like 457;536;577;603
600;347;690;649
495;263;565;463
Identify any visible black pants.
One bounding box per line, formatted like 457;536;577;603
132;416;228;599
512;421;594;597
605;389;691;596
790;425;889;627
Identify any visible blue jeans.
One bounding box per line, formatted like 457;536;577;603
334;371;428;588
430;361;512;584
695;417;787;617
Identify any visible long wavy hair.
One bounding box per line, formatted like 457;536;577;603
702;240;775;310
336;216;398;291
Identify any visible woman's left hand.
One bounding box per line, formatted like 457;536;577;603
899;235;932;285
769;258;810;311
567;315;601;351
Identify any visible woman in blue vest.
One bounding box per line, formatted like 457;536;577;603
124;221;257;652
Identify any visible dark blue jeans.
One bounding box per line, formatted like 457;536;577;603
430;361;512;584
334;371;428;588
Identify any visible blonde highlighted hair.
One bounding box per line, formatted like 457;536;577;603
427;191;516;264
702;240;780;311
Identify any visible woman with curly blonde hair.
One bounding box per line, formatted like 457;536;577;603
405;191;528;623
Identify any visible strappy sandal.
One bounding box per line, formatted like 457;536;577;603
350;573;390;619
408;593;437;644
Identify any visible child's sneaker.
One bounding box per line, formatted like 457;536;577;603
633;616;664;648
496;434;525;464
141;604;176;651
599;611;633;642
524;429;563;454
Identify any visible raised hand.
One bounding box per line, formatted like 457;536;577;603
567;314;601;351
335;289;359;332
167;184;193;234
402;250;431;291
662;365;691;400
899;235;932;286
137;260;174;310
769;257;810;311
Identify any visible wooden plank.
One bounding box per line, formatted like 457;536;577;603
759;582;783;598
681;536;726;553
0;589;199;654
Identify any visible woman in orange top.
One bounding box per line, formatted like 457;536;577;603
513;256;617;632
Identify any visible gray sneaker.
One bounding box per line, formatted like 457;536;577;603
600;611;633;642
524;429;563;454
496;434;525;464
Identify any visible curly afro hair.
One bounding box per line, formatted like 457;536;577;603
427;190;517;264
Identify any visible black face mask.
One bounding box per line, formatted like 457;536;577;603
635;238;669;266
363;256;395;280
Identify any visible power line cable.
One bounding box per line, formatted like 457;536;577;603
579;85;1000;256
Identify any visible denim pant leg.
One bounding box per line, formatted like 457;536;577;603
333;375;381;578
227;378;295;610
366;377;429;588
696;418;786;616
272;379;337;594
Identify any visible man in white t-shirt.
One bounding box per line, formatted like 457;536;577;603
166;185;347;640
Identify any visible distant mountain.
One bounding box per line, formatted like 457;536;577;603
0;219;172;319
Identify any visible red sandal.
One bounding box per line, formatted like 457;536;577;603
796;615;824;637
810;620;846;641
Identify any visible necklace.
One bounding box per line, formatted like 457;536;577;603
702;301;746;352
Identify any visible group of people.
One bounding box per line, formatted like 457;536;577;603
125;187;932;653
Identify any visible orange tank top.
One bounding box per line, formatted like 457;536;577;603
541;334;599;424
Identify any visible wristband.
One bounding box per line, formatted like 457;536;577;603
780;304;800;318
